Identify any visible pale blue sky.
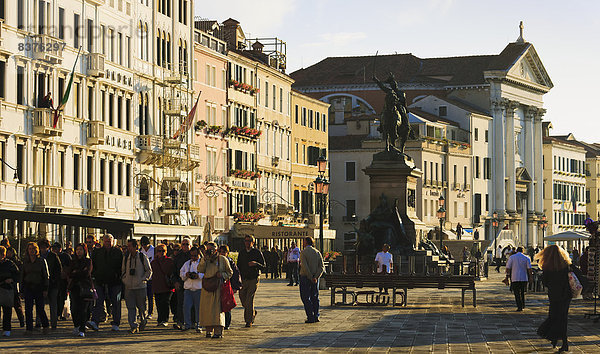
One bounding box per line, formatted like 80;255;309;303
195;0;600;142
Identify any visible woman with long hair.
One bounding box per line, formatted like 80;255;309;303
67;243;93;337
6;247;25;327
535;245;572;352
21;242;49;334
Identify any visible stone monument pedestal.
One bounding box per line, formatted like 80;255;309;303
363;151;427;249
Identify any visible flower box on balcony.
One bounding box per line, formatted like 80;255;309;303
206;125;223;135
233;212;264;223
230;169;261;180
226;125;262;139
229;79;260;95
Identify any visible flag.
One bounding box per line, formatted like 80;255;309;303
54;47;82;128
172;92;201;139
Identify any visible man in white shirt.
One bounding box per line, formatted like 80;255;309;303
287;242;300;286
505;246;532;311
140;236;155;318
179;246;203;332
375;244;393;293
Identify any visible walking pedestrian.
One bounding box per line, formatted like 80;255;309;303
180;246;202;332
89;234;123;331
52;242;71;322
38;239;62;330
172;238;191;329
535;245;573;352
0;246;19;337
67;243;94;338
140;236;155;319
198;242;232;338
287;241;300;286
505;246;532;311
21;242;50;334
495;245;503;272
299;237;324;324
121;239;152;334
6;247;24;327
151;244;174;327
219;245;241;330
237;235;265;327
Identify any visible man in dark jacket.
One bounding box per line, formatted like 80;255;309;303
172;237;191;329
237;235;265;327
38;239;62;330
88;234;123;331
51;242;71;321
0;246;19;336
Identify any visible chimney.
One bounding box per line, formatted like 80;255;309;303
252;41;264;53
222;18;243;50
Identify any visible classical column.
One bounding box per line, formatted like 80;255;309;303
524;106;537;213
505;100;518;215
534;108;546;214
491;98;506;217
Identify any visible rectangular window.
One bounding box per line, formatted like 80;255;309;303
309;110;313;128
59;152;65;187
16;144;24;183
295;105;299;124
439;106;447;117
265;81;268;108
475;156;480;179
73;153;80;190
345;161;356;181
86;156;93;191
279;87;283;112
0;61;5;99
463;166;467;186
74;14;80;48
302;108;307;126
316;112;320;130
117;162;123;195
108;161;114;194
346;200;356;219
272;85;276;109
485;130;489;142
58;8;64;39
87;19;94;52
474;128;479;141
100;158;105;192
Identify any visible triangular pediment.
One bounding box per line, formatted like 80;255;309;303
507;45;553;89
516;167;532;183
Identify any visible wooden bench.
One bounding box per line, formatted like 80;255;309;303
323;273;476;307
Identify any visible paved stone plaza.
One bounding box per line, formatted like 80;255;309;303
1;270;600;353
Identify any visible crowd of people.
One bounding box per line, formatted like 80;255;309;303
0;234;325;338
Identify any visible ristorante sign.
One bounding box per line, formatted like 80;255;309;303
234;224;331;239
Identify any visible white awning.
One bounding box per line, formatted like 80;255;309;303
133;223;205;236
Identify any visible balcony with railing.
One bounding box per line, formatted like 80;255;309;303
164;99;187;116
87;191;106;216
33;109;63;137
87;121;105;145
32;186;63;211
87;53;105;77
137;135;163;164
30;34;64;63
188;144;201;163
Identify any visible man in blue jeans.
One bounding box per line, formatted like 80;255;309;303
88;234;123;331
180;246;203;332
299;237;324;323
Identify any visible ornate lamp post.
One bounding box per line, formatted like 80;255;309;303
540;215;548;246
314;155;329;253
437;195;446;253
492;211;499;259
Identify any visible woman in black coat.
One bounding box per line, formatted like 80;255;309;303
535;245;573;352
68;243;94;337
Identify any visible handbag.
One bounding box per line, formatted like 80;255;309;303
220;280;237;313
0;286;14;307
568;271;583;298
202;258;221;292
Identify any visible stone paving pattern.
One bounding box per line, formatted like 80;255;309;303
1;270;600;353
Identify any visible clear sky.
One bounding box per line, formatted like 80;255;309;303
195;0;600;143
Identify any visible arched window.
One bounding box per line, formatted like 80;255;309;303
138;93;144;135
166;34;171;68
144;93;150;134
144;23;149;61
162;31;167;67
156;30;161;66
138;21;144;59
